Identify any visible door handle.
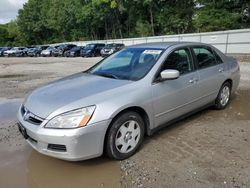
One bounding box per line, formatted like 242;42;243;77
189;79;194;83
189;78;198;84
219;68;224;72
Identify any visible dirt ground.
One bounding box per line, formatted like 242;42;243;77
0;57;249;188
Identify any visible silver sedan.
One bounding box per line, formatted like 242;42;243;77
17;42;240;161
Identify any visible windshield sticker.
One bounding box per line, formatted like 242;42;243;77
143;50;162;55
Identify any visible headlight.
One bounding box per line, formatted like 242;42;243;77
109;49;114;53
45;106;96;129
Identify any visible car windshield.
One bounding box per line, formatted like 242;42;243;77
105;44;116;48
11;47;18;50
88;48;164;81
71;46;80;50
58;45;66;49
85;44;95;49
46;46;54;50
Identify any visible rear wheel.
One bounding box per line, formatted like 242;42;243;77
214;82;231;110
106;111;145;160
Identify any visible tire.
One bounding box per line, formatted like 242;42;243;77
214;82;231;110
106;111;145;160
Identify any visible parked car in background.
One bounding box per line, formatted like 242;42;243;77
101;43;125;57
66;46;84;57
0;47;11;56
15;47;30;57
4;47;27;57
27;46;49;57
81;43;105;57
52;44;76;57
41;46;59;57
17;42;240;161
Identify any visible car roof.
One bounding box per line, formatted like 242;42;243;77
129;42;210;49
87;43;105;45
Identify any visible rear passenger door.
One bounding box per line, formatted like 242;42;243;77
191;46;226;106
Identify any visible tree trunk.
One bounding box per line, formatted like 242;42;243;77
105;18;108;39
149;5;155;36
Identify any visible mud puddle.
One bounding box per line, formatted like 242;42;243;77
0;145;120;188
0;98;121;188
0;98;22;124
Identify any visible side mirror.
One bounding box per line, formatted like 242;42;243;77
160;69;180;80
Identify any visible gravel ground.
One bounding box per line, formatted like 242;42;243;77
0;57;249;188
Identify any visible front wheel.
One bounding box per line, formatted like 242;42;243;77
106;111;145;160
214;82;231;110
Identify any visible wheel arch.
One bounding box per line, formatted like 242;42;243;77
223;79;233;88
103;106;151;154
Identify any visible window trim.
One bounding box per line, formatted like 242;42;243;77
152;46;196;84
212;49;224;64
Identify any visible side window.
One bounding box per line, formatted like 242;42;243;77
162;48;194;75
193;47;217;69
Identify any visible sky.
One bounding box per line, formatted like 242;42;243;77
0;0;28;24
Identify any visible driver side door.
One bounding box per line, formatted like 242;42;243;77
152;47;200;128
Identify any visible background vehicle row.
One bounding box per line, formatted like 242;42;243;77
0;43;125;58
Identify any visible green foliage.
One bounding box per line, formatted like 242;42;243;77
193;0;247;32
135;20;152;37
0;0;249;46
193;8;242;32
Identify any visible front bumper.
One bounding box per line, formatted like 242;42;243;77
81;51;92;57
70;52;77;57
17;108;110;161
41;51;51;56
101;51;113;57
4;53;14;57
27;52;37;56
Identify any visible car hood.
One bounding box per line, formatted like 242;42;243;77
41;50;51;53
82;49;92;52
28;49;36;52
70;49;79;52
103;47;114;50
5;50;16;53
24;73;132;119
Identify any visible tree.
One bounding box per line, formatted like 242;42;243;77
0;0;248;46
193;0;250;32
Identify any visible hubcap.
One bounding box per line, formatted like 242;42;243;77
115;120;141;153
220;86;230;106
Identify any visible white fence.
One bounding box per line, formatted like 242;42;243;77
58;29;250;54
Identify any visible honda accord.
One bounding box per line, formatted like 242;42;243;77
17;42;240;161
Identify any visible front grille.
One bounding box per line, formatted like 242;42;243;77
48;144;67;152
28;116;42;124
21;105;44;125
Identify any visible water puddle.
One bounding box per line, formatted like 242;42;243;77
0;98;22;124
0;145;120;188
0;98;121;188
